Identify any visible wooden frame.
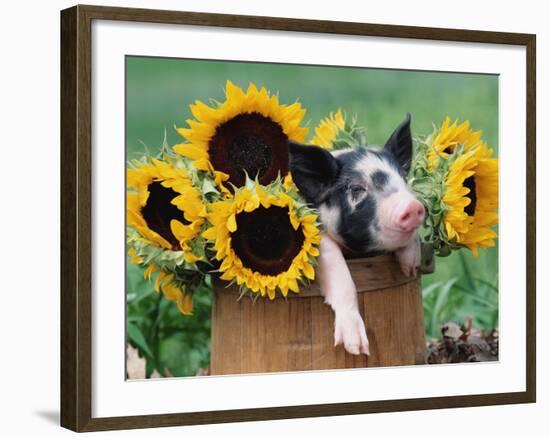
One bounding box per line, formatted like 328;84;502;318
60;4;536;432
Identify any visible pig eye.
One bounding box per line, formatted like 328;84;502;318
349;184;366;199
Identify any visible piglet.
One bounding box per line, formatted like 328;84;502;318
289;114;424;356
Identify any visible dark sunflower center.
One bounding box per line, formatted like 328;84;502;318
209;112;289;188
463;175;477;216
141;182;188;250
443;146;454;154
229;134;272;180
231;206;304;276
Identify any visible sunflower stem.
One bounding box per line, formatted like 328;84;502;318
148;292;163;374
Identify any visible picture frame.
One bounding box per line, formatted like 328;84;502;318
60;4;536;432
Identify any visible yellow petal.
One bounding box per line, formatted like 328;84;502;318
177;293;193;315
227;213;237;232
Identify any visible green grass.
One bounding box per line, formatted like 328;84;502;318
126;56;499;376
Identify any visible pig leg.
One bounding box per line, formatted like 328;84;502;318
395;233;421;277
318;234;370;356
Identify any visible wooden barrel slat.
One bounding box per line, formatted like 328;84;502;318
240;296;266;373
310;297;338;370
210;254;426;375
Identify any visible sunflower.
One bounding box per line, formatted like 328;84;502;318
127;158;206;263
202;179;321;299
427;117;485;167
309;109;368;151
442;143;498;255
173;81;308;193
311;109;345;149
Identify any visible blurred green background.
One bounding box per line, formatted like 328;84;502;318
126;56;499;377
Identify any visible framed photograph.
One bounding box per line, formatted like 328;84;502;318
60;4;536;432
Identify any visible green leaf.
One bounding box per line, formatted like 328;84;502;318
128;287;155;306
204;273;212;288
201;178;219;196
473;277;499;293
458;250;476;291
422;281;442;299
453;283;498;309
431;277;459;333
127;322;154;359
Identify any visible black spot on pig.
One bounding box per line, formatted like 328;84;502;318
337;194;377;253
371;170;389;191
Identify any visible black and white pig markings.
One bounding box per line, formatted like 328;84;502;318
289;114;425;356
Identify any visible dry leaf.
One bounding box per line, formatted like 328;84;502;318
196;367;210;376
442;322;464;339
427;320;499;364
126;344;146;379
150;369;162;378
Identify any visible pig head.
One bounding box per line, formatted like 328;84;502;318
289;114;424;355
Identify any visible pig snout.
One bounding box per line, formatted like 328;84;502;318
394;199;425;232
378;192;425;248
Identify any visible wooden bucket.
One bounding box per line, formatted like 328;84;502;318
210;254;426;375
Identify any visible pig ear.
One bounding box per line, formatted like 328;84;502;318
384;113;412;173
289;141;340;204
